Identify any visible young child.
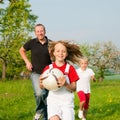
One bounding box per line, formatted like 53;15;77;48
40;40;82;120
76;56;96;120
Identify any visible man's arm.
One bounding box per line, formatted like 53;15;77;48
19;46;33;71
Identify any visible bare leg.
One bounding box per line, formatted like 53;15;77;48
80;101;85;110
83;109;88;119
78;101;85;118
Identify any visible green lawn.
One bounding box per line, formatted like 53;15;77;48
0;79;120;120
75;79;120;120
0;80;35;120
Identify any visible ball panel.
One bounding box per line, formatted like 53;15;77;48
41;68;63;91
42;75;58;91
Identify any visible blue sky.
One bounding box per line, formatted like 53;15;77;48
1;0;120;48
29;0;120;48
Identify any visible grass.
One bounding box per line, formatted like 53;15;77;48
75;79;120;120
0;78;120;120
0;80;35;120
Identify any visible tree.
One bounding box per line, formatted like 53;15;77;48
80;41;120;81
0;0;37;80
88;41;120;81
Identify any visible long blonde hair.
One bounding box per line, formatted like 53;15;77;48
48;40;83;64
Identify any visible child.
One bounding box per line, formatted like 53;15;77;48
76;56;96;120
40;40;82;120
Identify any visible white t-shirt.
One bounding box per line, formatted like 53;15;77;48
76;68;95;93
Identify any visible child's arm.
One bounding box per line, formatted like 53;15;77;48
57;77;76;92
39;75;45;89
91;75;96;82
39;66;49;89
65;82;76;92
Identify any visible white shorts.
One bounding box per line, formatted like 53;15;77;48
47;87;75;120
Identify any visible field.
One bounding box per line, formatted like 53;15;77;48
0;78;120;120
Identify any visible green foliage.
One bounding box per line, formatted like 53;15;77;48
80;41;120;81
0;79;120;120
0;62;2;77
0;0;38;79
80;43;91;57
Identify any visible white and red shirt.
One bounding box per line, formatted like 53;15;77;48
43;62;79;83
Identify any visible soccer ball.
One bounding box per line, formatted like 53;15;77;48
41;68;64;91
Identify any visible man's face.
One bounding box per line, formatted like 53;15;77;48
35;26;46;40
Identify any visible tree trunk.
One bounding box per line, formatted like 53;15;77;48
2;60;6;81
99;77;103;82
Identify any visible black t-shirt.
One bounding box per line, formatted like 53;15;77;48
23;37;52;74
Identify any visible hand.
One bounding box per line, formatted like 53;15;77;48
91;76;96;82
57;76;66;87
40;80;44;89
93;78;96;82
92;77;96;82
26;61;33;71
39;75;44;89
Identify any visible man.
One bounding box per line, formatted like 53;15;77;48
19;24;52;120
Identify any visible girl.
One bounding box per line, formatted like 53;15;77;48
76;56;96;120
40;40;82;120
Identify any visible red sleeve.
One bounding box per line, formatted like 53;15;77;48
68;65;79;83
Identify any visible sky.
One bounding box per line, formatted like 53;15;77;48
1;0;120;49
29;0;120;49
